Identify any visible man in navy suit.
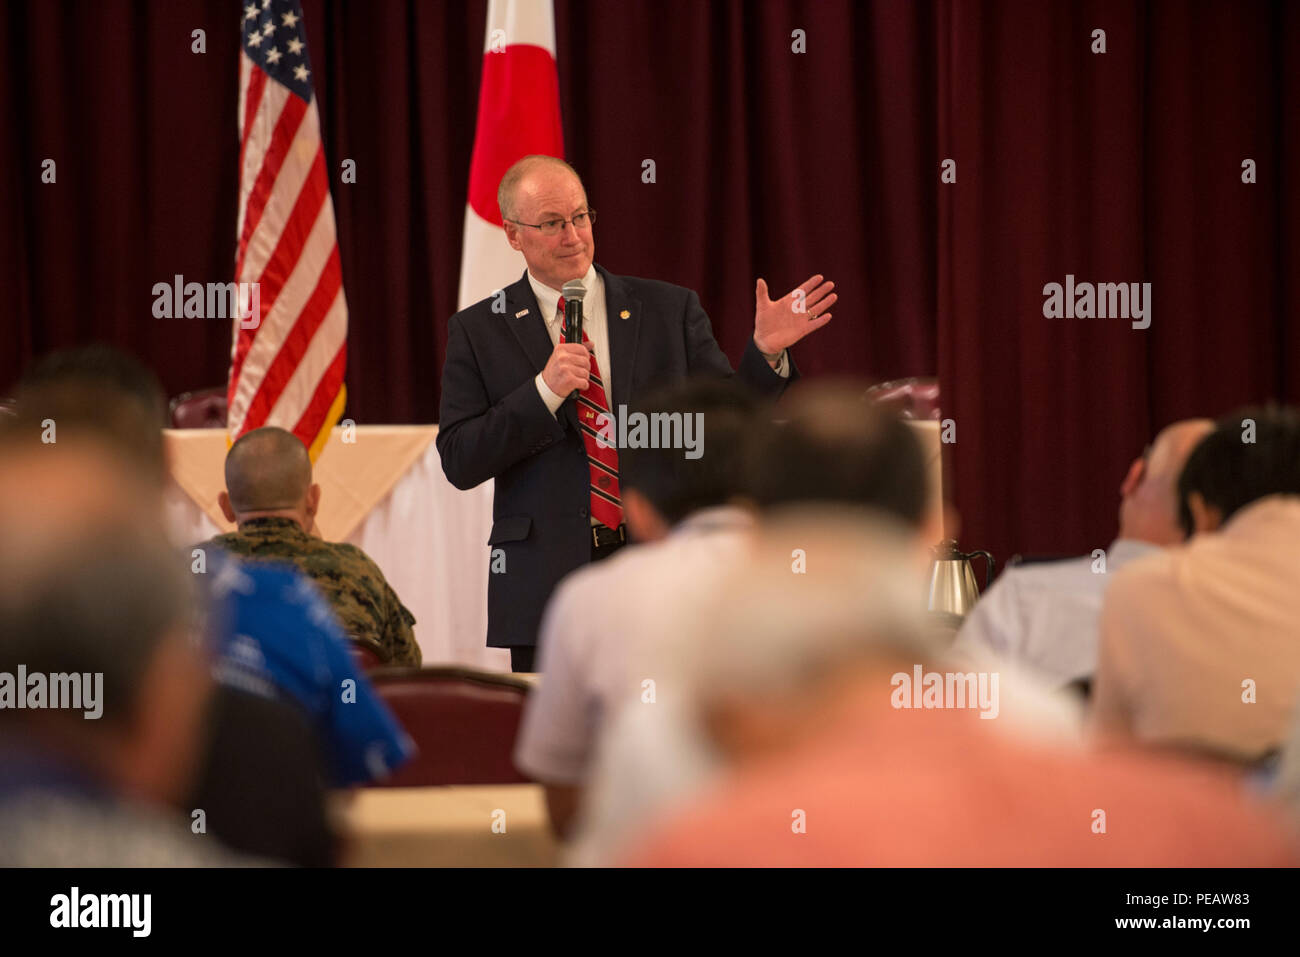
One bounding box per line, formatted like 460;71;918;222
437;156;837;671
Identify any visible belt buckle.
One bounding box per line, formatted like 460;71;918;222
592;524;626;549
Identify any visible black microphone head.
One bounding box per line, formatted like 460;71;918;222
561;279;587;302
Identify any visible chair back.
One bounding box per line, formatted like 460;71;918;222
349;641;388;672
170;386;228;428
864;377;941;420
368;667;533;787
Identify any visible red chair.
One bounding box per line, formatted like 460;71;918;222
864;377;941;420
169;386;228;428
367;667;534;787
349;641;388;672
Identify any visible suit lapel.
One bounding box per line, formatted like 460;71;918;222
599;265;641;415
503;271;552;373
504;270;579;432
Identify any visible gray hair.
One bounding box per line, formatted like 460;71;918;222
644;507;938;705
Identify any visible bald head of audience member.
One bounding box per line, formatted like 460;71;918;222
0;437;211;806
1115;418;1214;545
218;426;321;531
744;381;937;540
1177;405;1300;535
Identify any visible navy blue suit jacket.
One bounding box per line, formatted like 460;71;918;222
437;265;795;649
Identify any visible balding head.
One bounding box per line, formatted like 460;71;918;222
497;155;583;222
499;155;595;291
220;427;319;530
1117;418;1214;545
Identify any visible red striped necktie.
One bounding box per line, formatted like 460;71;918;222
558;296;623;530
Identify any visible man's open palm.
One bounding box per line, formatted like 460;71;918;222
753;274;836;354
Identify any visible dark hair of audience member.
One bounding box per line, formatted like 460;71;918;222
8;344;168;484
744;380;929;527
618;377;763;525
1177;405;1300;536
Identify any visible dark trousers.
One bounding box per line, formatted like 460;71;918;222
509;537;627;674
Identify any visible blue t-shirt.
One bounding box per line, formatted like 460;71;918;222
197;550;415;786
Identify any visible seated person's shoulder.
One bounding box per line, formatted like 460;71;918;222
319;540;389;578
198;532;245;554
1106;546;1177;596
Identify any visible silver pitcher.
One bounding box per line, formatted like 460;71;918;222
927;540;995;618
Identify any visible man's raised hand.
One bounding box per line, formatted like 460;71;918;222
753;274;836;355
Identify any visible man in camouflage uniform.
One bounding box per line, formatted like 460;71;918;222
201;426;421;666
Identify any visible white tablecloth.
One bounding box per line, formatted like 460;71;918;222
163;420;942;672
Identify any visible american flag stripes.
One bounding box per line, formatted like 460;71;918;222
228;0;347;461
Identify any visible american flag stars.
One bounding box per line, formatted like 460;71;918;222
243;1;314;103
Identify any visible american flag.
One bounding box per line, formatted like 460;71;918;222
228;0;346;461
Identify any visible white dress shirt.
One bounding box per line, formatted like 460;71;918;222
950;538;1158;689
512;505;754;788
529;266;788;415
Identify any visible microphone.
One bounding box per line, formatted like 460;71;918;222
561;280;587;402
562;279;586;345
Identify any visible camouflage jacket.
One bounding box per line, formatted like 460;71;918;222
201;517;420;666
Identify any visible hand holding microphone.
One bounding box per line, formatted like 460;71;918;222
558;279;588;401
541;342;590;396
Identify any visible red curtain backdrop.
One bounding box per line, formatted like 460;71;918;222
1;0;1296;567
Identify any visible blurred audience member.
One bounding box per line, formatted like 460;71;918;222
0;438;245;865
202;426;421;666
1094;406;1300;762
746;379;933;530
514;379;761;836
13;343;168;485
566;382;952;862
198;548;415;786
6;347;341;863
619;514;1297;866
952;419;1211;689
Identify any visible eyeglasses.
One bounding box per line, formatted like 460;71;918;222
508;209;596;236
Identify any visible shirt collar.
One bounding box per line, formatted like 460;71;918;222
237;516;308;538
1106;538;1161;566
528;264;599;328
669;504;754;537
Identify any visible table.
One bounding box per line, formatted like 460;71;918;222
334;785;558;867
163;421;943;671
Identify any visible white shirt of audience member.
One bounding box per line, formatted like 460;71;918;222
514;505;754;789
950;538;1158;689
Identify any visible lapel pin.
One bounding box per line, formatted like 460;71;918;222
619;309;630;319
515;309;529;318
